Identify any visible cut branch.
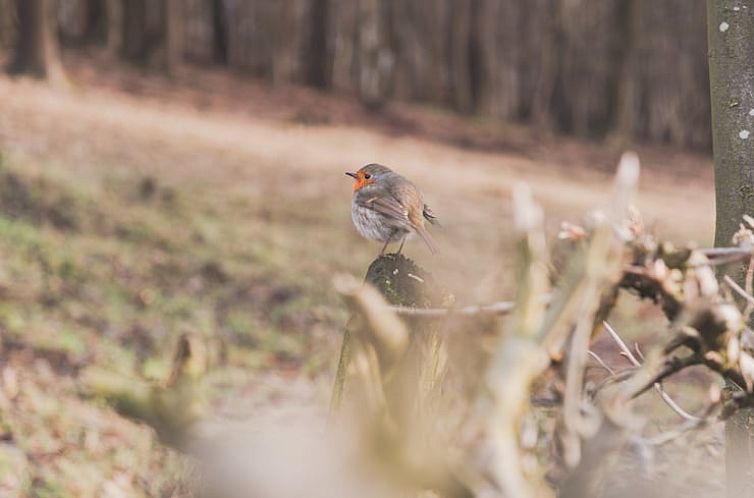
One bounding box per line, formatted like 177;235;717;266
604;321;702;421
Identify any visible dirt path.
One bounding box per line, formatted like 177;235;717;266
0;73;713;230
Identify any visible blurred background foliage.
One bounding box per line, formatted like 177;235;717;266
1;0;710;148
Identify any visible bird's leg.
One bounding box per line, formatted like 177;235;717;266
397;236;406;254
380;238;391;256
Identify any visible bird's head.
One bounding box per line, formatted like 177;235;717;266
345;164;393;192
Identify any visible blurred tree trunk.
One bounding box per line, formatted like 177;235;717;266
390;0;451;104
223;1;311;84
610;0;639;140
121;0;147;60
7;0;68;86
84;0;106;43
355;0;393;109
0;0;16;49
58;0;105;44
105;0;123;53
476;0;522;120
165;0;184;73
524;0;557;128
210;0;227;64
448;0;475;113
707;0;754;496
306;0;329;88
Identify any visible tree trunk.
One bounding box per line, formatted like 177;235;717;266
355;0;393;109
105;0;123;53
448;0;474;113
306;0;329;88
0;0;15;49
524;0;557;128
84;0;107;43
165;0;183;74
210;0;227;64
121;0;148;61
7;0;68;86
611;0;640;140
58;0;104;45
478;0;526;121
10;0;46;74
707;1;754;496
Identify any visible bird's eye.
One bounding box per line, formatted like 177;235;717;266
364;174;371;179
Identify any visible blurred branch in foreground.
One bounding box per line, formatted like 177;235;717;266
81;333;208;450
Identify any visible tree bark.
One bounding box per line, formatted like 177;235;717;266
707;1;754;496
7;0;68;86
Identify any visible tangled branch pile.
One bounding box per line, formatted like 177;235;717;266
334;152;753;498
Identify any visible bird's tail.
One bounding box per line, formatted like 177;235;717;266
423;205;441;227
414;224;438;255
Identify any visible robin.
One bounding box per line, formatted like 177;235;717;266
346;163;439;255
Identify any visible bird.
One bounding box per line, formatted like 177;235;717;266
346;163;439;255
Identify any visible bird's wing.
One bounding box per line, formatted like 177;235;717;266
357;195;411;226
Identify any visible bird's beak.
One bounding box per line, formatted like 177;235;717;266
345;172;358;179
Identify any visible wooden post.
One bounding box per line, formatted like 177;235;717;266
332;255;473;498
330;254;447;416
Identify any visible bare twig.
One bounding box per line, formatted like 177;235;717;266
588;350;615;375
602;322;640;366
700;246;753;258
702;254;753;267
723;274;754;306
632;353;703;398
387;246;749;318
644;417;714;446
391;300;513;317
643;401;721;446
634;343;645;361
603;321;701;422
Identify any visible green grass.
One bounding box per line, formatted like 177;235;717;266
0;151;346;496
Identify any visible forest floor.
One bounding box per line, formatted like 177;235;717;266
0;51;719;497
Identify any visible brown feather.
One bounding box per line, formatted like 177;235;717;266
360;195;410;226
